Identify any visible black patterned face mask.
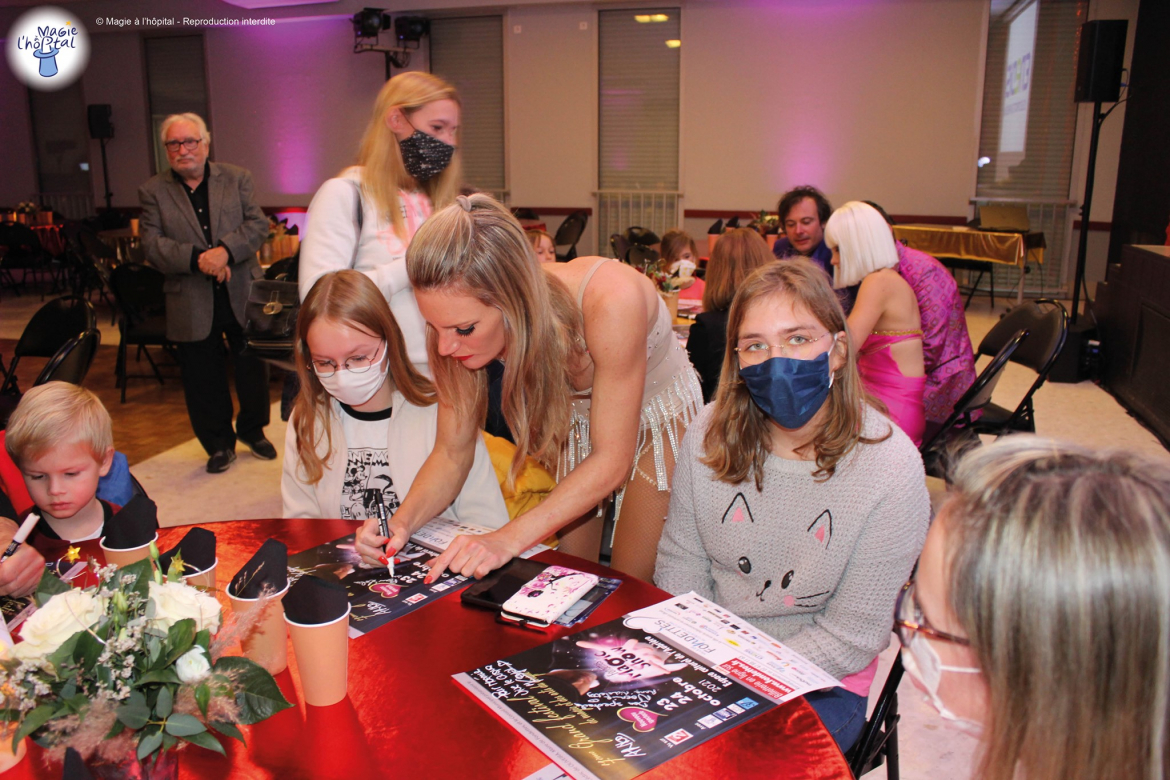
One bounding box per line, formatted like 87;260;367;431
398;129;455;183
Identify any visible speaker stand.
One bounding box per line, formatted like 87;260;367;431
99;137;113;211
1072;97;1122;327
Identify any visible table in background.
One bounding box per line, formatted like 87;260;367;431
29;224;64;257
97;228;141;264
893;223;1045;305
11;519;850;780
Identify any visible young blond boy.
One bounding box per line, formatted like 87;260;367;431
5;382;116;547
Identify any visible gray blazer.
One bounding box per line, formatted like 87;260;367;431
138;162;269;342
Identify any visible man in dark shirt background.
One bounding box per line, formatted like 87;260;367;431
139;113;273;473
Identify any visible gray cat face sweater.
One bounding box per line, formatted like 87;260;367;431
654;404;931;683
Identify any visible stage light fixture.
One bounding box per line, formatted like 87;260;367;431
395;16;429;44
353;7;390;38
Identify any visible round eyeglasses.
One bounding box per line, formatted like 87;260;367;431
311;342;384;378
734;332;832;366
894;580;970;647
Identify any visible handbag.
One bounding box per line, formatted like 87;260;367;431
244;179;363;366
243;279;299;362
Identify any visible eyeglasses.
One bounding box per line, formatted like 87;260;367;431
894;580;970;647
164;138;203;153
311;342;384;378
734;332;832;366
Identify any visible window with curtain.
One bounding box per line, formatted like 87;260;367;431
597;8;681;249
144;35;208;175
430;16;506;198
975;0;1087;295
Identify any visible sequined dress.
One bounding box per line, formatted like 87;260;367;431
558;259;705;524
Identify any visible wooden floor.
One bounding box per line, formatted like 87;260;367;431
0;284;282;466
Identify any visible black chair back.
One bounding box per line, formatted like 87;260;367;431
847;653;905;778
14;296;96;358
920;329;1027;471
973;299;1068;435
627;244;660;271
554;211;589;248
110;264;166;326
34;329;101;387
977;299;1067;374
610;233;631;263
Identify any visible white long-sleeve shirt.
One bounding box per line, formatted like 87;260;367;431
299;167;433;370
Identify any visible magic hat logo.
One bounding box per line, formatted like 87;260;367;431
5;6;90;91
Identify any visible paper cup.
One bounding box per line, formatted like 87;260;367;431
100;533;159;568
183;559;218;590
0;724;26;771
285;604;351;706
229;581;291;674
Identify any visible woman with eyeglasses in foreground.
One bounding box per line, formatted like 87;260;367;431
655;259;931;752
897;436;1170;780
281;270;507;529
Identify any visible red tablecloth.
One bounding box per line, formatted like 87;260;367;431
29;224;64;257
9;519;850;780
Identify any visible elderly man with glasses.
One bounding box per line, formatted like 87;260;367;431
138;112;273;473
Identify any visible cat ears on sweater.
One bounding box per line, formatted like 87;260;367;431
721;493;755;524
808;509;832;548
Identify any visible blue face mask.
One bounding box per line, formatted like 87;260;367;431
738;338;836;429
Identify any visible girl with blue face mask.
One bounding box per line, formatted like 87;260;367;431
655;259;931;753
900;436;1170;780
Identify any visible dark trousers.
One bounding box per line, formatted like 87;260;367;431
805;685;868;753
176;285;270;455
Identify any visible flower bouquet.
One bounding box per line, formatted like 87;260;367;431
0;548;292;774
644;261;693;319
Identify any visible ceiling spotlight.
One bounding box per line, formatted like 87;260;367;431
395;16;429;44
353;8;390;38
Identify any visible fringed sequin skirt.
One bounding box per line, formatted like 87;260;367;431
558;363;704;533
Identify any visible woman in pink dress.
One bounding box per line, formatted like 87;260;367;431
825;202;926;446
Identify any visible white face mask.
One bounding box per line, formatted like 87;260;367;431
901;632;983;737
315;342;389;407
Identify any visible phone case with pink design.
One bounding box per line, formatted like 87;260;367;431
500;566;600;627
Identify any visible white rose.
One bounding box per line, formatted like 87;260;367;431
13;589;105;663
174;646;211;683
148;580;221;634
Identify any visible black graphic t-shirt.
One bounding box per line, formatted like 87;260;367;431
338;403;401;521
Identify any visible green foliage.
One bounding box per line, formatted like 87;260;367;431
33;570;70;606
212;657;293;724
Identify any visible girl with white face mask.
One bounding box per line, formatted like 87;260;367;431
899;436;1170;780
280;270;507;531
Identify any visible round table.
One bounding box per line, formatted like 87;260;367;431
11;519;851;780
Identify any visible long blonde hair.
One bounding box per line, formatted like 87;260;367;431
946;437;1170;780
407;194;585;485
702;227;773;312
292;271;435;484
355;72;462;238
701;259;887;488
